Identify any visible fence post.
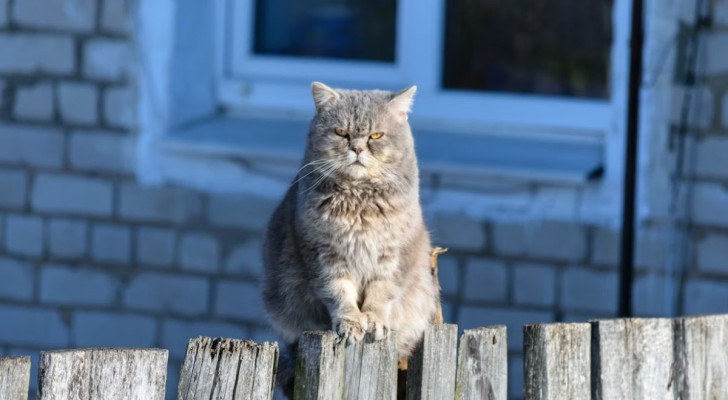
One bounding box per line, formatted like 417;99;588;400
591;318;673;399
37;348;167;400
294;331;345;400
406;323;458;400
177;337;278;400
673;314;728;399
455;326;507;400
523;323;590;400
0;356;30;400
343;332;398;400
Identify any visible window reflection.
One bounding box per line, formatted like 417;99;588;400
253;0;397;62
442;0;613;99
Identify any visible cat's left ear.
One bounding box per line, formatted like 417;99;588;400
389;86;417;121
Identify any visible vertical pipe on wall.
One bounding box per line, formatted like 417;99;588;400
618;0;644;318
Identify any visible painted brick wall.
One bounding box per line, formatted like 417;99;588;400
682;0;728;315
0;1;726;399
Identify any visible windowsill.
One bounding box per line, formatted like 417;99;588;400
162;115;605;186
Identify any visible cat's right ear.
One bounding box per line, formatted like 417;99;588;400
311;82;340;112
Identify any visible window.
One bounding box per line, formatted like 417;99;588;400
442;0;613;99
136;0;633;221
220;0;620;133
253;0;397;62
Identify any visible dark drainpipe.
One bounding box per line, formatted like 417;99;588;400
618;0;644;318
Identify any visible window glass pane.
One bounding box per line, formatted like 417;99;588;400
253;0;397;62
442;0;613;99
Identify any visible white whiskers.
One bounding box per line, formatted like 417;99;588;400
302;161;342;194
290;159;335;187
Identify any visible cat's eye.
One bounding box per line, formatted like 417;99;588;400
334;127;346;136
370;132;384;140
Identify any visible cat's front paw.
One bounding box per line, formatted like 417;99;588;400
363;311;390;341
334;313;368;342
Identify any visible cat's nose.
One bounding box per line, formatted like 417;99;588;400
352;147;363;155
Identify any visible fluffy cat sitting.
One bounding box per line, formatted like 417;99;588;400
262;82;439;396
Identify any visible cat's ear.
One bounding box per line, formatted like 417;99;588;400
389;85;417;121
311;81;340;112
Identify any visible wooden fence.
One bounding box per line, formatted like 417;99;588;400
0;314;727;399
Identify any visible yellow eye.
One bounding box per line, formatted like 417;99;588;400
370;132;384;140
334;127;346;136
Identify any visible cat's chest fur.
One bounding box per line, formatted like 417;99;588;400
303;186;412;277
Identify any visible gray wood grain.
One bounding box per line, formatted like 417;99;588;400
591;318;673;400
455;326;507;400
524;323;590;400
674;314;728;399
406;324;457;400
293;331;345;400
343;332;398;400
37;348;168;400
177;337;279;400
0;356;30;400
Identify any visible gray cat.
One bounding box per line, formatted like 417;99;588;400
262;82;438;396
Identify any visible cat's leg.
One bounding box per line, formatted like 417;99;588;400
361;279;398;340
318;276;368;341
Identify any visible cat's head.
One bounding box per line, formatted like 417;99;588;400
306;82;417;181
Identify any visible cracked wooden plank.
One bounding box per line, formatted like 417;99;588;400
38;348;168;400
0;356;30;400
455;326;506;400
294;331;345;400
591;318;673;400
674;314;728;399
406;323;457;400
177;337;278;400
524;323;590;400
343;332;397;400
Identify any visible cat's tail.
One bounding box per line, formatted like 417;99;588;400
277;340;298;399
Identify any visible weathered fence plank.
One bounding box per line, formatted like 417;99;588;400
0;356;30;400
455;326;507;400
591;318;673;400
177;337;278;400
37;348;167;400
406;323;458;400
674;314;728;399
294;331;345;400
524;323;590;400
343;332;398;400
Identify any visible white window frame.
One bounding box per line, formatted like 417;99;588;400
218;0;630;136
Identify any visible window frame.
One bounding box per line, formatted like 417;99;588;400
219;0;628;135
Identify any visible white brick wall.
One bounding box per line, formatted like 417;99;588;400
48;219;87;259
704;32;728;77
100;0;129;34
179;233;220;273
0;0;7;27
0;169;26;209
32;174;113;216
103;86;136;128
5;214;43;257
14;82;54;121
0;125;64;167
40;266;119;306
691;183;728;228
58;83;98;125
0;34;74;74
12;0;96;32
84;39;131;80
69;132;136;173
697;234;728;276
723;90;728;129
